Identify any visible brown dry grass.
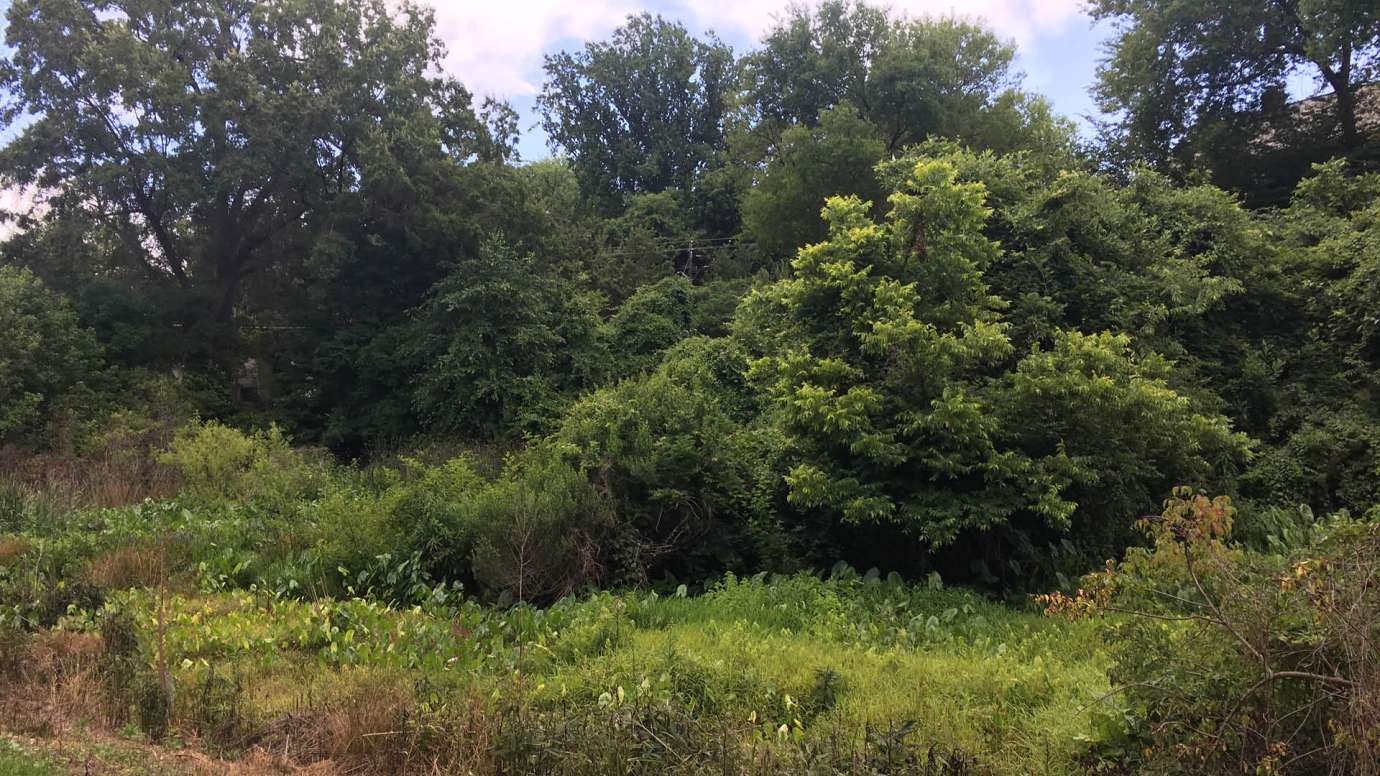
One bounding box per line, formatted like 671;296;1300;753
0;442;181;511
9;730;345;775
84;540;180;590
0;536;29;566
0;631;106;738
1;633;505;776
248;673;501;776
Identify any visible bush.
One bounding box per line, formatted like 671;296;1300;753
0;266;105;449
1076;489;1380;775
376;449;612;602
467;447;613;603
158;420;326;509
557;337;790;585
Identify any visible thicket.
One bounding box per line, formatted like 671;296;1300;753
1;0;1379;772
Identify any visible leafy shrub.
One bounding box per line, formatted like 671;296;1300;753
386;454;487;584
158;420;326;508
557;337;790;584
1243;409;1380;515
466;447;613;602
1079;489;1380;775
0;266;105;449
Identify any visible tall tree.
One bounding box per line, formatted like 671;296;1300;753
740;105;886;259
0;0;500;358
1092;0;1380;164
538;13;734;208
740;1;1071;156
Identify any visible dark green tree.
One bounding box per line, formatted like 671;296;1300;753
1092;0;1380;189
406;239;606;440
741;105;887;260
0;0;501;358
538;14;734;208
740;2;1074;157
0;267;104;448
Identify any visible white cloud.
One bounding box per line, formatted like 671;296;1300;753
422;2;642;99
417;1;1088;101
673;0;1086;45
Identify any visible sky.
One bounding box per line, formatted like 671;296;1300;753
422;0;1115;160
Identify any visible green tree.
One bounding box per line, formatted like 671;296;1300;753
741;105;887;260
740;2;1073;157
556;337;788;583
0;0;500;356
739;161;1023;543
606;276;695;378
538;13;734;208
406;239;606;439
740;160;1247;550
590;191;696;304
0;267;104;447
1092;0;1380;178
994;330;1249;554
1240;160;1380;514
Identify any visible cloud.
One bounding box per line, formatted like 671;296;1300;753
422;3;642;99
672;0;1086;44
419;1;1087;100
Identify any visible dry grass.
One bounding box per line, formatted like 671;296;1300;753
0;631;106;738
0;443;180;511
248;672;501;776
0;536;29;566
84;540;179;590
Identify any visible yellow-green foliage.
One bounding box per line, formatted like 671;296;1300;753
109;571;1108;775
158;420;325;508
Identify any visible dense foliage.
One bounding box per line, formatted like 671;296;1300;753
1;1;1379;771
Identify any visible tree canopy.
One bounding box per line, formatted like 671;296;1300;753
2;0;1378;592
1092;0;1380;198
538;13;734;209
0;0;503;359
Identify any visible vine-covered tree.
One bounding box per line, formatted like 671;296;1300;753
739;160;1247;548
740;1;1073;157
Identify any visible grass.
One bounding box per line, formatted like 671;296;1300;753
75;573;1106;775
0;738;54;776
0;490;1115;775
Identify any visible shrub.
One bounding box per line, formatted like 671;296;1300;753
557;337;790;584
1082;489;1380;775
387;454;487;584
466;447;613;602
158;420;326;508
0;266;105;450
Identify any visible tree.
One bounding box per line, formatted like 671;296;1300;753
405;239;606;440
606;276;695;378
741;105;887;260
1239;160;1380;514
0;0;500;357
1091;0;1380;170
740;2;1073;156
0;267;104;447
739;159;1247;554
739;161;1025;544
538;13;734;208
